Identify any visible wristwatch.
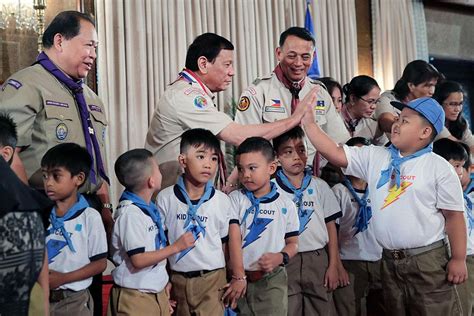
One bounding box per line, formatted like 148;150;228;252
102;203;113;210
280;251;290;266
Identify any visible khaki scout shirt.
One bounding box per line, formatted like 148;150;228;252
235;73;350;160
145;74;233;188
0;64;108;193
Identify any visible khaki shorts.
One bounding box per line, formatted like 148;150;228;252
107;286;169;316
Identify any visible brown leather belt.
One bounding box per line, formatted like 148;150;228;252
174;268;219;278
382;240;445;260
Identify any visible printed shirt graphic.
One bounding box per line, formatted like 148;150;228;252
343;145;464;250
274;176;341;252
332;183;382;261
46;207;107;291
157;185;230;272
229;190;299;271
110;201;169;293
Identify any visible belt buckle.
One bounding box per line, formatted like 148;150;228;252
391;250;405;260
49;290;65;303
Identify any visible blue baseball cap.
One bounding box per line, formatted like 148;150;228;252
391;97;445;135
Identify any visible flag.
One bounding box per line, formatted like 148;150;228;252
304;0;321;79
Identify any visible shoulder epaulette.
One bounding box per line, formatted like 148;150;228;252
252;74;272;86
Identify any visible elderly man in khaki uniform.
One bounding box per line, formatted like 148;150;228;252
235;27;349;164
0;11;111;316
145;32;316;189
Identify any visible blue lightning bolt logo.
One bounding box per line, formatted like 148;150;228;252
46;239;68;264
175;224;206;262
298;208;313;235
242;218;273;248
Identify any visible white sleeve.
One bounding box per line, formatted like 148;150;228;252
342;145;374;182
219;193;231;239
87;209;108;260
436;160;464;212
317;179;342;222
229;191;243;224
118;209;149;255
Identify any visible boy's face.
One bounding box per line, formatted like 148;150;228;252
391;108;432;152
179;145;218;184
448;159;466;182
237;151;276;197
150;158;162;192
276;138;307;176
42;166;84;201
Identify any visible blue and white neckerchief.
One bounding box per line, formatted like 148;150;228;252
276;168;312;213
48;194;89;252
377;144;432;189
343;177;372;235
241;182;279;225
120;190;167;249
464;193;474;236
176;176;213;232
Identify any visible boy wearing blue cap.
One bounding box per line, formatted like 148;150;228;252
301;95;467;315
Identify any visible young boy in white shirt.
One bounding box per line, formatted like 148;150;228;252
272;126;345;315
42;143;107;316
228;137;299;316
302;94;467;315
331;137;385;316
108;148;194;316
157;128;232;316
434;138;473;316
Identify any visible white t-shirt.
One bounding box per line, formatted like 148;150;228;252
46;207;107;291
157;185;230;272
343;145;464;250
273;176;341;252
332;183;382;261
465;193;474;256
229;189;299;271
110;200;169;293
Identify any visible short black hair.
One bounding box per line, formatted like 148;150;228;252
458;142;471;170
273;126;305;152
279;26;315;47
346;137;371;147
236;137;275;162
180;128;221;155
115;149;154;192
433;138;468;163
393;60;442;100
185;33;234;71
342;75;380;104
0;112;17;149
41;143;92;182
42;11;95;49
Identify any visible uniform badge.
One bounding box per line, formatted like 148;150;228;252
193;96;207;109
6;79;22;90
46;100;69;108
247;87;257;95
56;123;68;140
102;127;106;142
88;104;102;112
308;188;314;195
237;96;250;111
264;99;286;113
282;207;288;214
314;100;325;115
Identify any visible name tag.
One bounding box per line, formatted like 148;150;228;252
46;100;69;108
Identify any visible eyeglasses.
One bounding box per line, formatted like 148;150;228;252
443;102;463;108
358;96;379;106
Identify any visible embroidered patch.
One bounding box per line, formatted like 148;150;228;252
282;208;287;214
75;224;82;232
308;188;314;195
314;100;325;111
56;123;68;140
247;87;257;95
88;104;102;113
264;99;285;113
5;79;22;90
184;87;205;96
46;100;69;108
193;96;207;109
102;127;106;142
237;96;250;111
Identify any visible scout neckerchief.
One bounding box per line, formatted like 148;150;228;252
464;193;474;236
376;144;432;189
176;176;213;233
36;52;109;185
120;190;167;249
48;194;89;252
274;64;305;114
276;168;312;214
242;182;279;225
343;177;372;235
341;105;359;135
177;69;228;189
